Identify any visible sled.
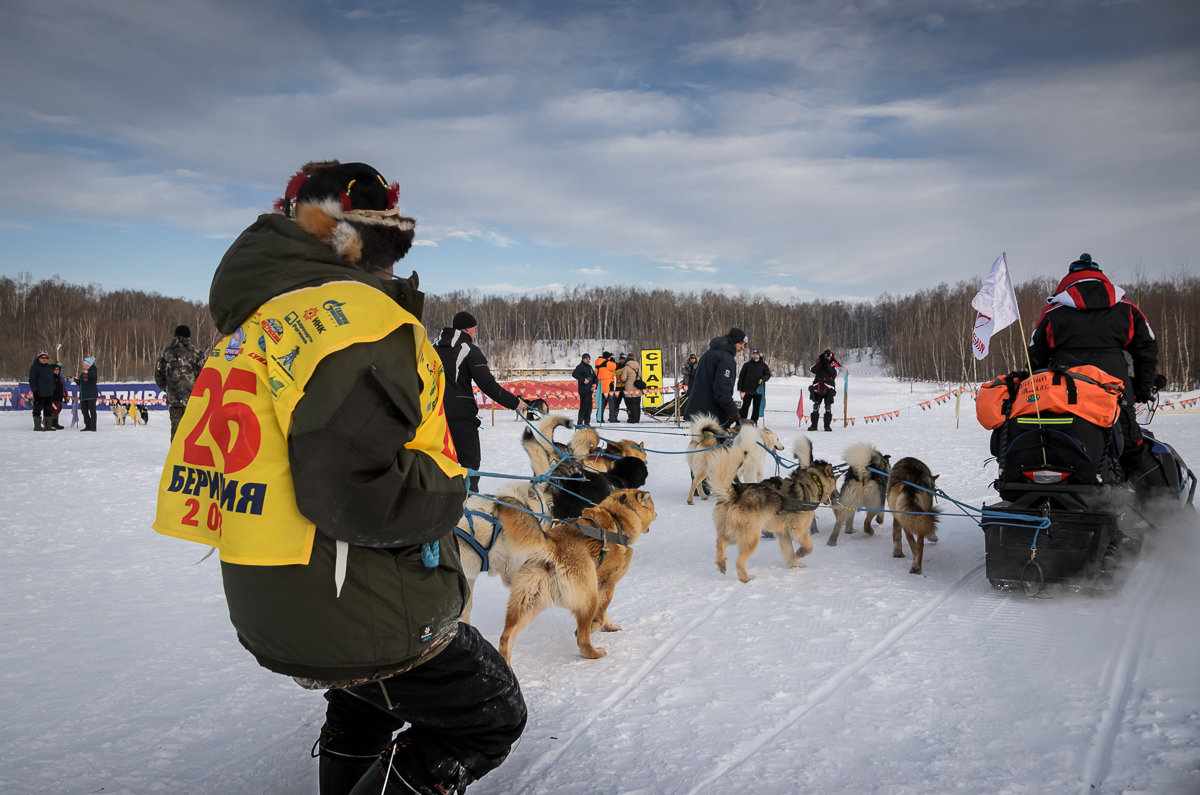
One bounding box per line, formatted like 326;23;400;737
980;375;1195;595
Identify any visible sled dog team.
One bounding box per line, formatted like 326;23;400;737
458;413;939;664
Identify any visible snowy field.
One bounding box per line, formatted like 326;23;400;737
2;374;1198;795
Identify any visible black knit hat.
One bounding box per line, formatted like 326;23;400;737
727;327;747;345
1069;253;1101;272
453;311;477;330
175;325;191;338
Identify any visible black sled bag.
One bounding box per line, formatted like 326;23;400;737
991;413;1119;495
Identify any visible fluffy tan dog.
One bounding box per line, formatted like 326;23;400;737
709;439;838;583
497;489;656;663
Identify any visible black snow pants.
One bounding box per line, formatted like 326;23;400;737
319;623;526;795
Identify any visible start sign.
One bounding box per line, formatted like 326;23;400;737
641;349;663;409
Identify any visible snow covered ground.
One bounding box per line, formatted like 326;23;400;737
2;374;1198;795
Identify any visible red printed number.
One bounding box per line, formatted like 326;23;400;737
181;368;262;474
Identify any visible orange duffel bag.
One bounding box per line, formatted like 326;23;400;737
976;365;1124;430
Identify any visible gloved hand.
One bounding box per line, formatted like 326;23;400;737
1134;391;1152;403
723;415;742;432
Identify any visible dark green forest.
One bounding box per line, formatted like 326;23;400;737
3;271;1197;388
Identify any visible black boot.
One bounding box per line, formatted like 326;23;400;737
348;736;470;795
34;416;44;431
808;410;819;432
315;730;386;795
823;412;833;432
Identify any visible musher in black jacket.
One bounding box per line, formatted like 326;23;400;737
684;327;746;427
434;311;527;492
1028;253;1158;463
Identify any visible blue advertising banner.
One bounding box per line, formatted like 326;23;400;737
0;383;168;411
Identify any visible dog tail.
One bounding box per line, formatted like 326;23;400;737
689;413;723;439
568;425;601;457
521;428;555;477
794;436;813;468
493;498;550;555
707;446;745;503
842;442;874;481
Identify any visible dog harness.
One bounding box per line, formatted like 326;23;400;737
454;508;503;572
572;514;630;565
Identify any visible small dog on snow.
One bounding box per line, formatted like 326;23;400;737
887;457;941;575
827;443;891;546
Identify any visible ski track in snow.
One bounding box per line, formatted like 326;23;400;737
516;578;749;786
686;563;986;794
1077;550;1168;794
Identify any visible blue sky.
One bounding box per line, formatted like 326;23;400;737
2;0;1197;305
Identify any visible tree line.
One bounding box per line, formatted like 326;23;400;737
4;270;1197;389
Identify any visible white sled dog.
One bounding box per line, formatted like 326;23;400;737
827;443;891;546
685;414;762;505
738;425;783;483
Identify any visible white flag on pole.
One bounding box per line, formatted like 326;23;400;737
970;252;1020;360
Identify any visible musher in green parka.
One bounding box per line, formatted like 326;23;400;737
154;160;525;795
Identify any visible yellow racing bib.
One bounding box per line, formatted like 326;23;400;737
153;281;463;565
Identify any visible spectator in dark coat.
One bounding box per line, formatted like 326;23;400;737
737;348;772;423
155;325;208;440
49;363;68;429
572;353;596;426
681;353;698;389
808;349;840;431
683;327;746;427
78;356;99;432
28;350;56;431
1028;253;1159;460
434;311;527;492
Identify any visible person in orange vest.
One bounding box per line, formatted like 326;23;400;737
595;351;618;425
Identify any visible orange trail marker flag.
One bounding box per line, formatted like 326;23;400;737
970;252;1020;360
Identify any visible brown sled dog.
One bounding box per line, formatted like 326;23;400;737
709;439;838;583
887;456;941;574
497;489;656;663
828;442;891;546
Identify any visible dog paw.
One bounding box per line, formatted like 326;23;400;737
737;573;756;583
845;527;854;535
928;533;939;543
893;551;905;558
826;538;838;547
581;646;606;659
600;622;622;632
864;527;875;536
909;566;922;575
716;560;727;575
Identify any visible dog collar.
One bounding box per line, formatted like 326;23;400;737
808;471;825;501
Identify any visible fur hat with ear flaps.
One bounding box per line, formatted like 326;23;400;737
274;160;416;270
